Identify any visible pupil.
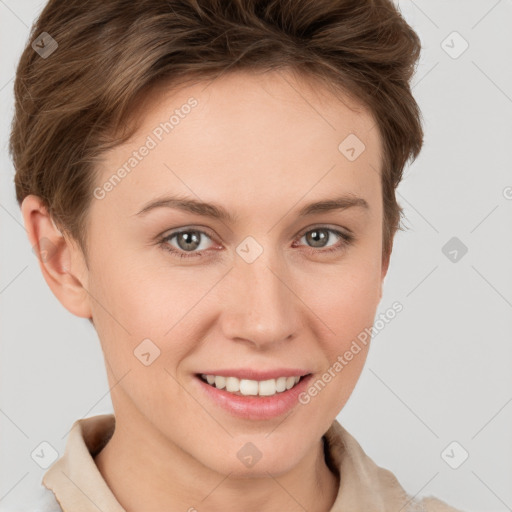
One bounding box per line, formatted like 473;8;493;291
307;229;328;248
178;231;200;251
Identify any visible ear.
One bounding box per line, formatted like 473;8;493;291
21;194;92;319
379;241;392;301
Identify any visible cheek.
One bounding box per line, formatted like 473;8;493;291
90;246;181;328
296;256;381;391
299;258;381;331
301;270;377;414
89;225;382;371
88;251;208;377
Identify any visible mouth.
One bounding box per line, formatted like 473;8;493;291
193;371;315;420
195;373;312;398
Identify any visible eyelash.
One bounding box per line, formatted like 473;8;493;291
158;226;354;260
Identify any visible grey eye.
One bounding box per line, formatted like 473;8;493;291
166;230;212;252
176;231;202;251
303;228;335;248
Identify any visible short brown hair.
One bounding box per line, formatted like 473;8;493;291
10;0;423;262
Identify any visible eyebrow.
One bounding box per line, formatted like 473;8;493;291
134;193;369;222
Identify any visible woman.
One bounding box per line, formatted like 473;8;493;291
10;0;463;510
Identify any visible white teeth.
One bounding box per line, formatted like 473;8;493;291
214;375;226;389
240;379;258;395
225;376;240;392
200;374;302;397
275;376;287;392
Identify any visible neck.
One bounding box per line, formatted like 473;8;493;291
94;410;340;512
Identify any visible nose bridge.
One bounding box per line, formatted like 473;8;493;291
221;244;298;347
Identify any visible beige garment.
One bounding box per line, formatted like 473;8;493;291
42;414;463;512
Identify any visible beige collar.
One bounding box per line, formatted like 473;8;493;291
43;413;458;511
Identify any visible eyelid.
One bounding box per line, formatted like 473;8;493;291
160;225;218;243
160;226;220;250
159;223;353;260
296;223;353;238
160;223;350;245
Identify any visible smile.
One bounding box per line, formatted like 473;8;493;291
199;374;304;397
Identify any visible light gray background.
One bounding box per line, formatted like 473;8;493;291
1;1;511;511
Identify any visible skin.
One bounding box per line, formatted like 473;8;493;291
22;69;390;512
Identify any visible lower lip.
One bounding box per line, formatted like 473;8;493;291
195;374;314;421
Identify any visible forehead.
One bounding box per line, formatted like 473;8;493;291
137;69;379;146
93;69;382;220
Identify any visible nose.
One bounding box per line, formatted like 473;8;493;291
219;248;300;350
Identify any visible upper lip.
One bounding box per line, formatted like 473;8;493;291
197;368;312;381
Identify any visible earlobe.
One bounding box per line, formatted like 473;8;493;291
382;251;390;281
379;246;392;300
20;195;92;319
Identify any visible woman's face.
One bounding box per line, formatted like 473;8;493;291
82;70;388;476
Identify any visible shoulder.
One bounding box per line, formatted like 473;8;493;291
405;496;466;512
325;420;465;512
367;456;465;511
370;464;465;512
12;483;63;512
